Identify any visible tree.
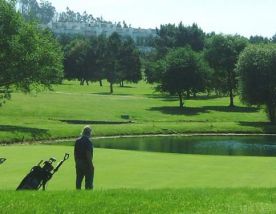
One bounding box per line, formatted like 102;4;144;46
18;0;55;24
118;37;142;86
159;47;209;108
38;0;56;24
155;22;205;57
105;32;122;93
176;22;205;51
237;44;276;123
18;0;39;22
64;38;91;85
0;0;63;105
249;35;270;44
144;59;165;84
205;34;248;107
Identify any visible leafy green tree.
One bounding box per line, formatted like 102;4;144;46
144;59;166;84
105;32;122;93
18;0;55;24
18;0;39;21
159;47;209;108
176;23;205;51
64;38;91;85
0;0;63;105
205;34;248;107
155;23;205;57
237;44;276;123
38;0;56;24
249;35;270;44
118;37;142;86
94;35;108;86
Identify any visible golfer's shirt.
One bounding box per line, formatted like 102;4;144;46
74;136;93;161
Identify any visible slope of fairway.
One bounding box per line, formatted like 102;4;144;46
0;81;274;143
1;145;276;190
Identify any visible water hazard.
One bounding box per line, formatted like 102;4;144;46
94;135;276;157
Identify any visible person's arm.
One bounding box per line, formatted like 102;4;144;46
86;151;93;169
74;145;77;162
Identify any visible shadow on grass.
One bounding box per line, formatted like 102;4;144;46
60;120;133;125
0;125;49;138
149;105;259;116
145;94;179;102
146;94;223;101
239;122;276;133
203;106;259;113
148;106;209;115
90;92;135;96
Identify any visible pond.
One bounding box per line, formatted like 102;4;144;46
94;135;276;157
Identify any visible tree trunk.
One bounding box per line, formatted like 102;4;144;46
228;70;235;107
86;80;89;86
193;92;197;98
267;105;276;124
178;92;184;108
110;83;113;94
121;81;124;87
229;88;234;107
99;80;103;87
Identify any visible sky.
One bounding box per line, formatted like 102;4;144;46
47;0;276;38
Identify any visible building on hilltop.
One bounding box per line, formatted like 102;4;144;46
43;21;157;51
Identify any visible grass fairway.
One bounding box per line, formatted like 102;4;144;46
0;81;275;143
1;145;276;190
1;145;276;213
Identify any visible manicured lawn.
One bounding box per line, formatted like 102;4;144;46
0;80;274;143
1;145;276;213
1;145;276;190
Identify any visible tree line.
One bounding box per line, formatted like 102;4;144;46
2;0;276;123
63;33;141;94
144;23;276;123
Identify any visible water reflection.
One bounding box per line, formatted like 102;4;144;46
94;136;276;157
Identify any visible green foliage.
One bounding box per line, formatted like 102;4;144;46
144;59;165;84
0;0;63;104
237;44;276;123
64;33;142;93
205;34;248;106
118;37;142;85
18;0;55;24
159;47;211;108
64;38;91;84
249;35;270;44
155;22;205;56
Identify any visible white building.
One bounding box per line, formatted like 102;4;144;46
44;21;157;43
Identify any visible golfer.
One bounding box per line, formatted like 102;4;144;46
74;126;94;190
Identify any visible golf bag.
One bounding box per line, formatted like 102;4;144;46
16;153;69;190
0;158;6;165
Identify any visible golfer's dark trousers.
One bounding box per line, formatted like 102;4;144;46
75;159;94;190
